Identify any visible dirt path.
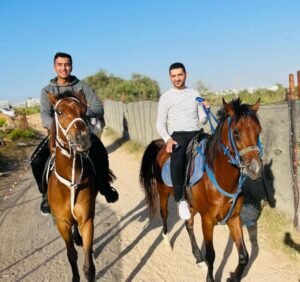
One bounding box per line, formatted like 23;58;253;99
0;115;299;281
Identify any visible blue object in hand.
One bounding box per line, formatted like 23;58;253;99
196;97;209;113
196;97;204;103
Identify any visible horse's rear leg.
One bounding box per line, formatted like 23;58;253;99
159;189;171;245
57;220;80;282
202;217;216;282
227;215;249;282
78;218;95;282
185;212;204;264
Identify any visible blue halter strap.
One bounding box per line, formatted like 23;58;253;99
205;164;248;225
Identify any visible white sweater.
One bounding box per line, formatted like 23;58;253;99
156;87;207;142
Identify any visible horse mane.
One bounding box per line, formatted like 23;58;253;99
55;91;82;103
49;121;56;153
205;98;260;168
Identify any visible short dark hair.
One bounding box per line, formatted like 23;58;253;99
169;62;186;74
54;52;73;65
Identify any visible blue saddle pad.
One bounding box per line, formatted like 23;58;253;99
161;139;206;187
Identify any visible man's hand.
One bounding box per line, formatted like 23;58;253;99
202;100;211;109
166;138;177;153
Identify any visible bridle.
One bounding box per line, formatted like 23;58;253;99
51;97;90;220
205;114;263;224
53;97;89;157
220;115;263;173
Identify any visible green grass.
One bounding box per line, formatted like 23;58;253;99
258;206;300;260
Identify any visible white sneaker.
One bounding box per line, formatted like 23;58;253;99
178;200;191;220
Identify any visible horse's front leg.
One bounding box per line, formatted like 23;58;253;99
226;214;249;282
72;221;83;246
56;219;80;282
202;217;216;282
78;218;95;282
185;211;204;264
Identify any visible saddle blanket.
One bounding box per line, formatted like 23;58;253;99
161;138;207;187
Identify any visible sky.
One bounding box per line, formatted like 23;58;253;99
0;0;299;103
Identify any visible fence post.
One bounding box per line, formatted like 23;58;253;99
288;74;300;231
289;74;295;100
297;70;300;100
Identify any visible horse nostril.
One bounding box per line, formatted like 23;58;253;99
247;163;254;172
246;159;263;177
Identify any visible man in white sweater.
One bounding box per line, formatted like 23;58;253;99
156;62;210;220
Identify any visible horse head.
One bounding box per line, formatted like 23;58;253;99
222;98;263;180
47;91;91;153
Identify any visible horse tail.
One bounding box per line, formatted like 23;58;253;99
139;139;165;218
108;168;117;183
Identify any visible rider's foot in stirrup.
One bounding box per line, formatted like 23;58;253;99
101;186;119;203
178;200;191;220
40;196;51;216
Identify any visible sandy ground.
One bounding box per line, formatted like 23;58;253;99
0;114;299;282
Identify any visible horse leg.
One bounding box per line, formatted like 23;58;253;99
56;220;80;282
185;212;204;264
226;215;249;282
202;217;215;282
78;218;95;282
159;189;170;245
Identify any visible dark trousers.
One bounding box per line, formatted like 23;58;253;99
30;134;111;195
171;131;199;202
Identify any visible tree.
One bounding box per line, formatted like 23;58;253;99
195;80;209;96
84;70;160;102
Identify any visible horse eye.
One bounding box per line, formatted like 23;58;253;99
56;110;62;115
233;128;240;138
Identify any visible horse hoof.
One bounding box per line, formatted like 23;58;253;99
226;272;240;282
197;261;208;272
162;233;172;250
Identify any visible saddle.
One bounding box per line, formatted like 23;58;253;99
161;130;209;188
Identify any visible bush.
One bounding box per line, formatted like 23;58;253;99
203;88;287;106
84;70;160;103
7;128;37;141
15;106;40;115
0;118;7;127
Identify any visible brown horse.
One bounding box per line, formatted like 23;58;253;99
140;98;263;282
47;92;97;282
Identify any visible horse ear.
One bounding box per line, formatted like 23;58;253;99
251;98;260;112
46;91;58;105
74;90;87;107
222;98;234;117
